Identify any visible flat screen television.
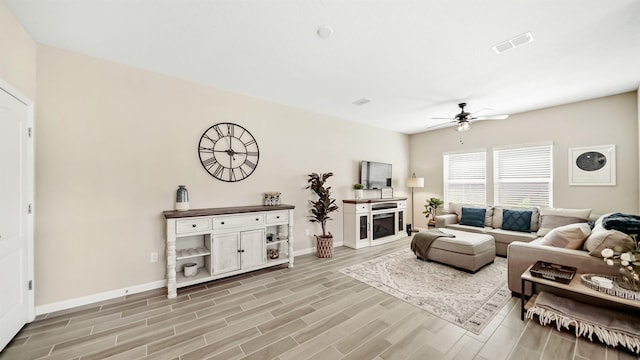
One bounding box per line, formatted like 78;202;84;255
360;161;392;189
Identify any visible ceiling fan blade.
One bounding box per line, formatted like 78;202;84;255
431;117;455;120
473;114;509;121
469;107;493;115
425;120;457;130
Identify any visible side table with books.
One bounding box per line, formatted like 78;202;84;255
521;261;640;353
520;261;640;320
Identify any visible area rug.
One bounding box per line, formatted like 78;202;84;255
340;248;510;334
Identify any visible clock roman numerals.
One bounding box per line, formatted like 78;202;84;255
202;157;217;169
213;124;225;139
202;134;218;146
199;122;259;182
238;166;249;178
212;164;224;178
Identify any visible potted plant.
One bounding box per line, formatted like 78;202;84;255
422;197;444;226
353;183;364;199
306;172;339;258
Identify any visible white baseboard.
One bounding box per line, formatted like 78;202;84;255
294;241;343;257
35;280;166;315
35;243;343;315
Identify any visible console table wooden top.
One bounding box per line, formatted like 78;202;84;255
342;197;407;204
163;204;295;219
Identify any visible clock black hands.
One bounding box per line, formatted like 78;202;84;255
198;122;260;182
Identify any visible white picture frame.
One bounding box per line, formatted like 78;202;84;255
568;145;616;186
381;187;394;199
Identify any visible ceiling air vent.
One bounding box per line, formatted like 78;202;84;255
492;32;534;54
352;98;371;106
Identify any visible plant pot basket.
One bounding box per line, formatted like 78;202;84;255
316;235;333;258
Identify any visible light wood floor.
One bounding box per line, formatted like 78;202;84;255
2;237;638;360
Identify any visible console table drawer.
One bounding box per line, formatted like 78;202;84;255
176;218;212;234
213;214;265;229
266;211;289;224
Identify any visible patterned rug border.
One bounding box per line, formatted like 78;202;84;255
340;248;511;335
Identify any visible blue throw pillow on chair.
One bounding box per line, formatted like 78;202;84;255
460;207;486;227
502;209;532;232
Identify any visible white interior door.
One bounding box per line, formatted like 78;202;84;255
0;82;34;351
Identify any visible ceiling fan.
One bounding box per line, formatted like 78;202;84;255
429;102;509;132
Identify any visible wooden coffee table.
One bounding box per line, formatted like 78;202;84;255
520;264;640;320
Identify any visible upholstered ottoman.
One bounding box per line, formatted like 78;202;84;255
412;229;496;273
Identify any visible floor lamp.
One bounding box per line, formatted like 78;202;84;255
406;173;424;233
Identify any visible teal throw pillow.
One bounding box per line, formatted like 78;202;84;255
460;207;486;227
502;209;532;232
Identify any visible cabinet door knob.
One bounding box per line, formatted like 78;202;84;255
192;224;196;228
276;216;280;219
255;218;259;221
221;221;225;225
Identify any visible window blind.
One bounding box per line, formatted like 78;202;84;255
493;143;553;207
443;150;486;208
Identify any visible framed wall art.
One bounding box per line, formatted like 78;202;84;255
568;145;616;186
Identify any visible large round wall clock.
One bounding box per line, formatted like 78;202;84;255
198;122;260;182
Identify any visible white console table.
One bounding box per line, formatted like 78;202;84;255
342;198;407;249
163;205;294;299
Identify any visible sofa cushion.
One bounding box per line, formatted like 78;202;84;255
537;208;592;236
493;206;540;232
502;209;533;232
446;223;489;234
460;207;486;227
489;228;538;245
538;223;591;249
450;203;494;227
583;215;635;257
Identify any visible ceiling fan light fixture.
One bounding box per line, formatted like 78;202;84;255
457;121;471;132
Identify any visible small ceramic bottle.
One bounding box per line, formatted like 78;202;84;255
175;185;189;211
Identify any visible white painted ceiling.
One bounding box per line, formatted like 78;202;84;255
5;0;640;134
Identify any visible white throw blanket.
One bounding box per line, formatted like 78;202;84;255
527;291;640;353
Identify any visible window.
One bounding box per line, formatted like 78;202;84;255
493;143;553;207
443;150;486;208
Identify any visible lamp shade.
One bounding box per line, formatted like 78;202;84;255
406;177;424;188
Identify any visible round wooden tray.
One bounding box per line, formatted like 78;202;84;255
581;274;640;301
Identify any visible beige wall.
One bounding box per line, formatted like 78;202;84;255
0;0;36;99
409;92;639;230
3;1;638;308
35;45;410;305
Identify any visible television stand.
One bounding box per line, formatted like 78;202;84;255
342;198;407;249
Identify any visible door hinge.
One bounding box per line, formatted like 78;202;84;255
28;280;33;290
28;128;32;137
28;204;32;214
